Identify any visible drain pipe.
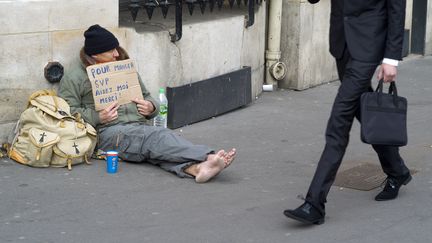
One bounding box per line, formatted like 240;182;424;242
264;0;286;91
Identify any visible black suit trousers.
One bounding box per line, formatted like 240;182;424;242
305;47;409;213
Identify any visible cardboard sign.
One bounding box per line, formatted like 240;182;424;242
86;59;143;111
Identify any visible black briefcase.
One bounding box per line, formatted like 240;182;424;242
360;80;408;146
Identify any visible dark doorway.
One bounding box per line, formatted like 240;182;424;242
411;0;428;54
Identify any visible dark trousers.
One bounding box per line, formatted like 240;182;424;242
305;47;410;213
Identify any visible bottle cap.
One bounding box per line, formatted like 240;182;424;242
159;88;165;93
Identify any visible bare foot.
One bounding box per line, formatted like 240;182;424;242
221;148;236;168
194;150;225;183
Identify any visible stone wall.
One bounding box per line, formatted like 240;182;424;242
0;0;118;143
120;6;266;99
279;0;421;91
279;0;337;90
0;1;266;144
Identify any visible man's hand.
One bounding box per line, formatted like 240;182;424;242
99;102;119;124
132;98;155;116
377;63;398;83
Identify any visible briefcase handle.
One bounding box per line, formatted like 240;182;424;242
375;80;399;107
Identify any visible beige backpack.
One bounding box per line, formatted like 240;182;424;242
8;90;97;170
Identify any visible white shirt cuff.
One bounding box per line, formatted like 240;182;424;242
382;58;399;66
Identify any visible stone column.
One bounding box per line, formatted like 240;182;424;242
425;0;432;55
279;0;337;90
405;0;413;54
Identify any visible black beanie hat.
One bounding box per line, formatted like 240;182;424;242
84;24;119;55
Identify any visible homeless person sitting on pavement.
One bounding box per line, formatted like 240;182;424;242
58;24;236;183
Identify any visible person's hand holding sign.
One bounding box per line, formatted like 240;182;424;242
133;98;155;116
99;102;119;124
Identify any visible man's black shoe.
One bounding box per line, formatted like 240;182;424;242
283;202;325;225
375;173;412;201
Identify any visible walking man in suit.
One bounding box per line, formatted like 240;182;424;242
284;0;411;225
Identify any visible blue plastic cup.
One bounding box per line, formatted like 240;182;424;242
106;151;119;173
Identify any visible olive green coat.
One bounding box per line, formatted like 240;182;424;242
59;47;159;129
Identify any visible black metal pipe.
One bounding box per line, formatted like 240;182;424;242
171;0;183;42
246;0;255;27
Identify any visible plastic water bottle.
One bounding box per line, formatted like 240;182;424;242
154;88;168;128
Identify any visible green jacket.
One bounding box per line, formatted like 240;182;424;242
59;47;159;129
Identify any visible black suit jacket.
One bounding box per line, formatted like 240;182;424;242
314;0;406;62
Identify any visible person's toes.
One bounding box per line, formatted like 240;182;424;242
216;150;225;157
223;148;236;168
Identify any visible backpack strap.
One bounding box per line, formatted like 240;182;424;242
84;154;92;165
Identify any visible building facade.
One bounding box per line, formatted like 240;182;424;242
279;0;432;90
0;0;266;143
1;0;431;144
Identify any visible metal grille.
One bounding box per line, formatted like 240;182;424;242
122;0;264;42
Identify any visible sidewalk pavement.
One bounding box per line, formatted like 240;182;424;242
1;56;431;243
